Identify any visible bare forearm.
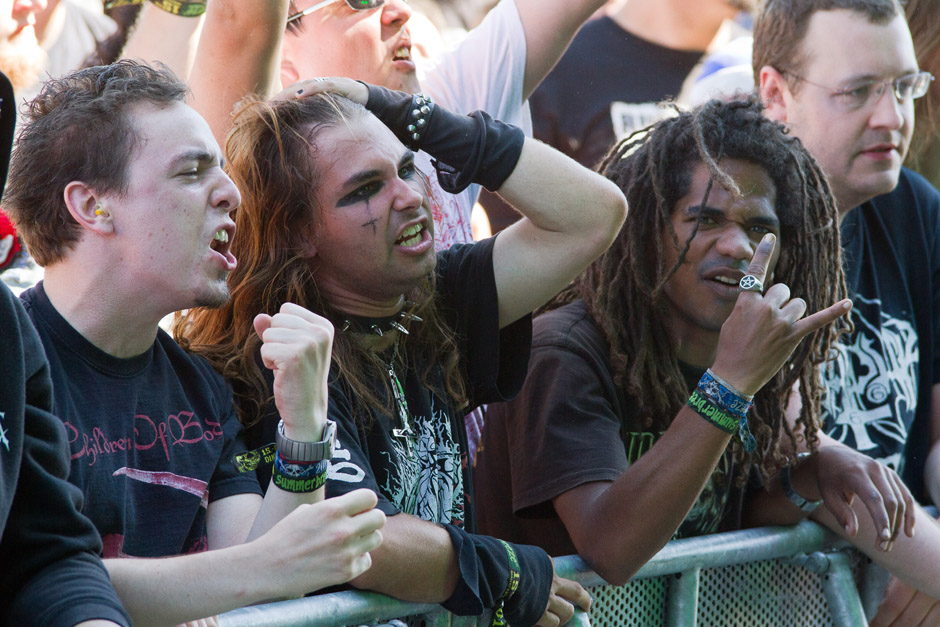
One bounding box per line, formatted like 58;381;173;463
812;504;940;597
492;139;626;326
189;0;290;145
514;0;608;99
350;513;458;602
105;548;271;626
121;5;203;80
558;408;731;585
247;482;324;541
498;139;625;239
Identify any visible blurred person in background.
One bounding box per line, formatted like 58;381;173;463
904;0;940;190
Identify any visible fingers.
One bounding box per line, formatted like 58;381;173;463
253;313;272;338
762;282;790;308
792;299;852;337
539;575;590;626
349;551;373;580
896;472;917;538
779;297;808;323
276;77;370;104
855;470;896;550
331;487;381;515
256;303;334;369
541;596;574;627
743;232;777;288
554;577;592;612
824;493;860;538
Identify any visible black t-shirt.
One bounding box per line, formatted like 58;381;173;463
21;282;261;558
530;16;703;169
474;300;741;557
822;168;940;503
0;282;130;626
247;237;532;530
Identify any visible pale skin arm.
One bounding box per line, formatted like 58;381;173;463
105;304;387;625
512;0;608;99
121;4;204;80
866;383;940;626
490;139;626;328
188;0;289;146
554;235;851;585
742;388;940;623
104;490;385;626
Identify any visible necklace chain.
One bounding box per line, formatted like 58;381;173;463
341;310;424;454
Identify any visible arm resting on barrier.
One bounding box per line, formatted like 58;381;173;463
553;405;733;586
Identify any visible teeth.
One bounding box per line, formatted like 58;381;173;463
394;47;410;60
713;275;738;285
213;229;229;243
397;223;423;246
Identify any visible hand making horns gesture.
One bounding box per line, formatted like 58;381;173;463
709;232;852;397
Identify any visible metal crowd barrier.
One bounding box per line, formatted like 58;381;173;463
219;519;888;627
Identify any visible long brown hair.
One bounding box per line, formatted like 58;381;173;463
556;98;850;482
905;0;940;171
179;94;466;427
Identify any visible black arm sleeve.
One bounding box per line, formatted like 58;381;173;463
364;83;525;193
441;524;554;626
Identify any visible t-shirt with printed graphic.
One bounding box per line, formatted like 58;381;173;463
473;299;742;557
821;168;940;503
246;237;532;529
20;282;262;558
529;17;703;170
417;0;531;250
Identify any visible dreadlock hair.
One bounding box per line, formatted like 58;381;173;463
178;94;467;428
566;97;850;483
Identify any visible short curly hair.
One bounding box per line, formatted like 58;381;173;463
4;60;187;266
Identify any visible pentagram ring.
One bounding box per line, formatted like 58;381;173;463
739;274;764;293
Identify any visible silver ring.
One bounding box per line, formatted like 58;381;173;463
739;274;764;293
313;77;328;83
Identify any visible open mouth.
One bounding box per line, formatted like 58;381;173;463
392;45;411;62
703;267;745;291
210;228;230;255
395;222;425;247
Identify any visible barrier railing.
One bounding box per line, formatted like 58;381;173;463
219;519;886;627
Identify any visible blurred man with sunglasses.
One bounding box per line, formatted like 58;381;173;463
277;0;607;250
754;1;940;623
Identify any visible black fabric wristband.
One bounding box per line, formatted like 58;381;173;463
362;83;525;193
440;524;553;625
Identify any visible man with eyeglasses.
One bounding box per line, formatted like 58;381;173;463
277;0;608;251
753;0;940;623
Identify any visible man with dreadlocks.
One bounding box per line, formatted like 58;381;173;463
473;98;940;589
